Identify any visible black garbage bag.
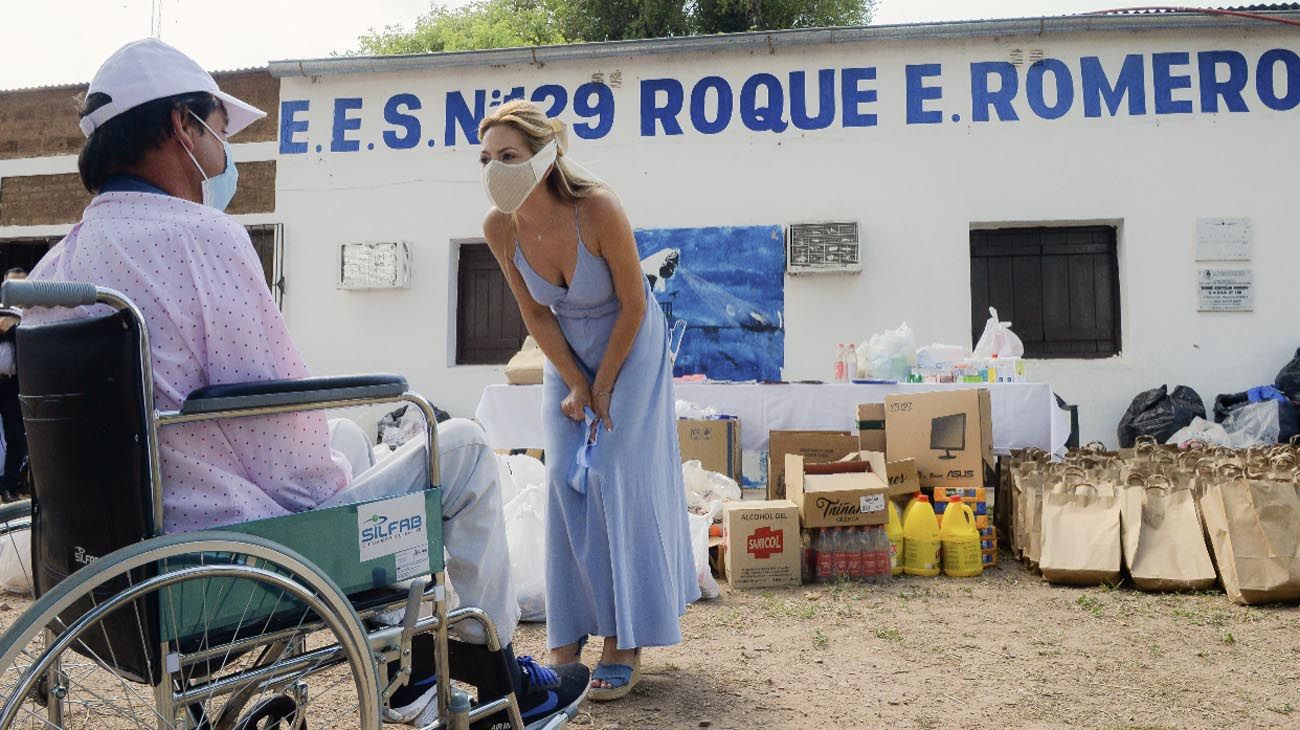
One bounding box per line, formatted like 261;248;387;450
1278;348;1300;401
1117;385;1206;448
1215;389;1300;443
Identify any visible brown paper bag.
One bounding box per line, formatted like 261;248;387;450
1040;483;1122;586
1200;478;1300;605
504;336;545;385
1122;477;1217;592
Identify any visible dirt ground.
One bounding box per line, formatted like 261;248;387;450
512;558;1300;730
3;558;1299;729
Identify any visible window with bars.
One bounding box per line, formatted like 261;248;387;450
969;226;1121;359
456;242;528;365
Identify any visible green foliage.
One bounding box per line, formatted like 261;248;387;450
693;0;877;34
351;0;877;54
355;0;566;55
558;0;692;42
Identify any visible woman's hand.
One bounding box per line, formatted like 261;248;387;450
592;388;614;432
561;383;592;422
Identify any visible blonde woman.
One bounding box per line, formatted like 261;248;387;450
479;101;698;701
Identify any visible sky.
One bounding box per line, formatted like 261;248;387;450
1;1;1152;90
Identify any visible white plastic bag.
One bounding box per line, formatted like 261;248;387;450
1165;403;1280;449
1222;400;1280;447
973;307;1025;359
496;455;522;506
675;399;718;419
857;323;916;381
688;513;721;600
0;529;33;596
503;483;548;622
916;343;970;369
682;460;741;521
502;455;546;500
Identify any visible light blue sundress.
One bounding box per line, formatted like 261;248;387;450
512;206;700;651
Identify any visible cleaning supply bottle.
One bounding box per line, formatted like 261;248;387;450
886;500;904;576
940;496;983;577
902;494;941;577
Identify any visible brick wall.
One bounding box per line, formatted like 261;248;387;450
0;85;86;161
227;160;276;215
0;173;90;226
0;160;276;226
0;69;279;161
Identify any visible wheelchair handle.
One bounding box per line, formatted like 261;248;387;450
1;280;100;309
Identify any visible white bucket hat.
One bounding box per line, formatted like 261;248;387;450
78;38;266;138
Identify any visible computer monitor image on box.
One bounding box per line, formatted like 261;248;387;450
930;413;967;460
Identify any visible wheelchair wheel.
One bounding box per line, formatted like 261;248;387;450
0;531;380;729
0;500;31;595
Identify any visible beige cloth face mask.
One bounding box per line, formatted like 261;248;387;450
482;140;558;213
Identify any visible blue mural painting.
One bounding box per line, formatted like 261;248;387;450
634;226;785;382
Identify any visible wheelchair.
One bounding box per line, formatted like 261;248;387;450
0;280;540;730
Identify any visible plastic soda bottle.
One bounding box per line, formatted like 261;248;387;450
886;501;904;577
833;345;847;383
902;494;941;577
801;529;816;584
844;527;863;581
831;527;849;579
815;529;833;582
940;496;984;577
876;526;895;582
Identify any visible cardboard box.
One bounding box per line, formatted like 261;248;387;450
678;417;741;482
767;430;860;500
494;448;545;462
785;455;889;529
857;403;887;453
934;500;989;517
723;500;801;589
981;548;998;567
841;451;919;499
932;487;990;504
885;389;995;489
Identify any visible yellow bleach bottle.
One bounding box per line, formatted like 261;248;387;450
902;494;941;577
940;496;983;577
886;500;904;576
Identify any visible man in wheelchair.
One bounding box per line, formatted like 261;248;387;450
22;38;589;728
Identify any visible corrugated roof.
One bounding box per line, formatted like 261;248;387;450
269;7;1300;79
0;65;268;96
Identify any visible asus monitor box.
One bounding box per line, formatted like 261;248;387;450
723;500;802;589
884;389;995;489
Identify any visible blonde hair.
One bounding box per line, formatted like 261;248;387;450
478;100;604;202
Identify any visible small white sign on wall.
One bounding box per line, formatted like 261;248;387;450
1197;268;1253;312
1195;218;1251;261
339;241;411;290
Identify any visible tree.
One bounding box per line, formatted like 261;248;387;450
557;0;692;42
355;0;566;55
352;0;877;54
693;0;877;34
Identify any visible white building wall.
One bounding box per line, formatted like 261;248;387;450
272;23;1298;446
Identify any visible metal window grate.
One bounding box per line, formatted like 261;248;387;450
786;222;861;274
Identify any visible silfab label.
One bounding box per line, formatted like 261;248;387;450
357;492;428;562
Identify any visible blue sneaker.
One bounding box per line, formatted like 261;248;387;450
474;657;589;730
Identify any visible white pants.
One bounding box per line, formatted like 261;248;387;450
323;418;519;648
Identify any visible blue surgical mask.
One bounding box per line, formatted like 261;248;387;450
183;111;238;211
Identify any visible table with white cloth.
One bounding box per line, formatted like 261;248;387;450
475;381;1071;455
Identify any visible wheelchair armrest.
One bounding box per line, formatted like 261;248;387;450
181;374;409;415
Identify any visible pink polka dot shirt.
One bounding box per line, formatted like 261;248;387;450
26;193;351;533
